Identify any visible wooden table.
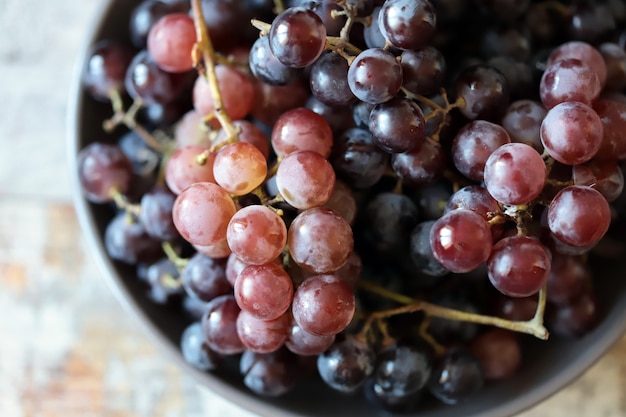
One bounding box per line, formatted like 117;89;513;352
0;1;625;416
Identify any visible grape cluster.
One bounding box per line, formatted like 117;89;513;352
77;0;626;412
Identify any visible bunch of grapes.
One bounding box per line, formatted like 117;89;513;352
76;0;626;411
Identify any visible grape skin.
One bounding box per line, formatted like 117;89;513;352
172;182;237;246
234;263;294;321
276;150;335;210
547;185;611;248
288;208;354;274
292;274;355;336
483;143;547;205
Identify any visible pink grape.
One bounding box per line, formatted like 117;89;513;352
165;145;216;194
285;319;335;356
429;209;493;273
213;142;267;196
147;13;196;73
487;235;551;298
201;294;244;355
271;107;333;158
292;274;355;336
214;120;270;160
484;143;547;205
236;310;290;354
172;182;236;246
539;58;601;109
547;185;611;247
193;239;232;259
540;101;603;165
227;205;287;265
276;150;335;210
77;142;133;203
193;65;255;123
546;41;607;87
288;208;354;274
234;263;294;321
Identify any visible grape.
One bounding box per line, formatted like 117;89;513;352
599;42;626;91
568;3;615;44
285;319;335;356
165;145;216;194
540;101;603;165
174;109;211;148
292;274;355;336
180;322;222;371
487;235;551;298
391;137;446;186
236;310;290;353
546;41;608;87
118;131;161;176
483;143;547;205
572;160;625;203
139;186;180;241
77;142;133;203
276;150;335;210
430;209;493;273
321;180;358;226
378;0;436;51
309;52;356;107
104;212;163;265
269;7;327;68
546;254;592;306
214;120;271;160
234;263;293;321
305;96;354;134
288;208;354;274
469;329;521;380
227;205;287;265
251;79;310;126
501;99;547;152
593;99;626;162
455;65;510;121
363;192;419;254
271;107;333;158
363;7;387;49
213;142;267;196
240;348;304;397
487;56;533;101
547;186;611;248
249;35;302;86
147;13;196;73
492;294;538;322
129;0;189;48
451;120;511;182
125;50;194;105
82;40;134;101
193;239;232;259
539;58;601;110
193;65;255;122
181;252;231;302
369;344;432;401
428;347;484;405
317;336;376;393
369;97;426;153
400;47;446;96
547;291;600;338
332;127;389;189
347;48;403;104
172;182;237;246
144;258;184;304
409;220;449;278
428;286;481;343
201;294;244;355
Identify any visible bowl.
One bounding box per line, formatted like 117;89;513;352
68;1;626;416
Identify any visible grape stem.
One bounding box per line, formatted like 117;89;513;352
358;280;550;340
103;90;164;152
110;188;141;217
162;241;189;271
191;0;239;145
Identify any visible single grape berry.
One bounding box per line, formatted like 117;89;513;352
269;7;327;68
348;48;403;104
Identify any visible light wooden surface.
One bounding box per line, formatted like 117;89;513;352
0;1;625;416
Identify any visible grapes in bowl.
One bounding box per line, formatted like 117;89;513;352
68;0;626;416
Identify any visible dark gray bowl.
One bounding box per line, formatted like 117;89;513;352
68;1;626;416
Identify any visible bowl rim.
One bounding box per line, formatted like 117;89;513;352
66;1;626;417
